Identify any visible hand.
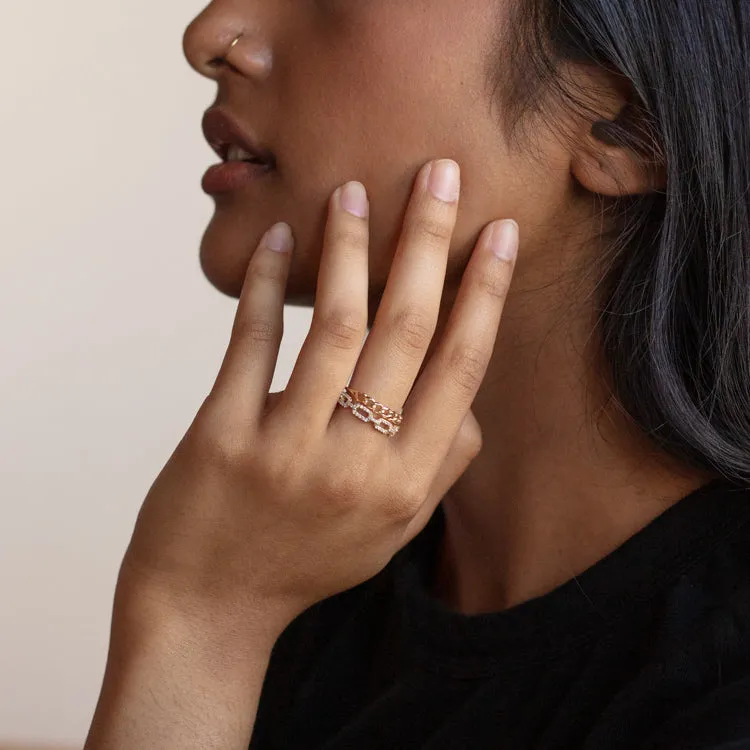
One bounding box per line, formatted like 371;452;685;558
120;159;519;640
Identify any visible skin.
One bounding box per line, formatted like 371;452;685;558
182;0;715;616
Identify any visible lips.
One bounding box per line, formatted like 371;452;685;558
201;107;276;168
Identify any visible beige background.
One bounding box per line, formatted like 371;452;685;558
0;0;314;745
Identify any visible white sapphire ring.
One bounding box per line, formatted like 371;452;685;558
337;386;403;437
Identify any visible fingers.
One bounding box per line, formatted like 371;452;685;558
395;219;519;474
280;181;371;435
332;160;460;440
209;223;293;423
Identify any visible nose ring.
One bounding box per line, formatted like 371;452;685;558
227;33;243;56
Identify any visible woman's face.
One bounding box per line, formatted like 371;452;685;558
183;1;576;313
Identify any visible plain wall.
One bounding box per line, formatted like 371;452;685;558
0;0;313;744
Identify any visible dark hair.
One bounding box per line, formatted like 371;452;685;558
497;0;750;485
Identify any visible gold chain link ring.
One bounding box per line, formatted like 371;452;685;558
337;386;403;437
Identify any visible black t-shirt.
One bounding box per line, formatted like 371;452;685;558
249;479;750;749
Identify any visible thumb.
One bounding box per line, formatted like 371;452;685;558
401;408;483;546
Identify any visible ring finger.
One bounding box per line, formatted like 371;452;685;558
333;158;460;437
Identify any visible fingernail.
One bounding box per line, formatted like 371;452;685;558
265;222;293;253
489;220;519;261
427;159;460;203
339;181;369;218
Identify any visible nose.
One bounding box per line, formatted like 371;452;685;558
183;6;273;82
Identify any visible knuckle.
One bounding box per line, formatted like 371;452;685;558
329;224;368;251
401;476;427;508
381;497;412;524
234;318;277;344
447;344;490;394
326;470;367;505
383;476;424;521
413;212;453;245
313;465;372;517
190;413;301;487
388;307;434;357
314;308;367;351
198;424;253;471
474;264;511;300
246;255;287;284
261;452;301;490
459;420;484;458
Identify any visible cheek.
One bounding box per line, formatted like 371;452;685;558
276;39;494;245
279;3;492;193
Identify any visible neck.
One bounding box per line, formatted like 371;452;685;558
427;263;715;615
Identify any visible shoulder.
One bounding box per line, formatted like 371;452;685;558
637;675;750;749
620;489;750;750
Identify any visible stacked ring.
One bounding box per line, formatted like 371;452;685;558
337;386;403;437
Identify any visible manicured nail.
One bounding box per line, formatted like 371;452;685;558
339;181;369;218
489;220;519;261
427;159;460;203
265;222;293;253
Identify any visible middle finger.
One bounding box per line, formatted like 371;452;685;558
333;158;460;434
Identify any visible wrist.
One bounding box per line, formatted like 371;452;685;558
87;578;282;749
111;565;294;667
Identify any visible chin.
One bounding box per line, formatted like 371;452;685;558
198;231;321;308
197;205;390;322
198;233;246;298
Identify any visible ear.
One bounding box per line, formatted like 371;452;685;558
570;74;666;197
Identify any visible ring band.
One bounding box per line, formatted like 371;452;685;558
337;386;403;437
